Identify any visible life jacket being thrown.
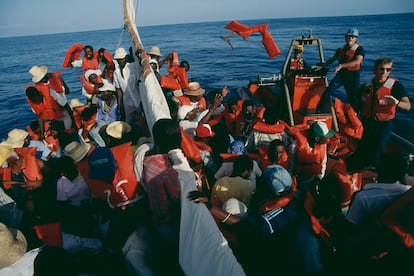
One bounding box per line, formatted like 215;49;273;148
337;43;361;71
62;43;85;69
360;78;398;122
160;51;189;90
26;83;65;121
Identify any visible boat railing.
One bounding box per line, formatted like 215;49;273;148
257;74;282;86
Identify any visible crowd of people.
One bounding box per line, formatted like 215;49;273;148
0;27;413;276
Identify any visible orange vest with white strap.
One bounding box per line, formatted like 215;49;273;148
82;51;99;74
337;43;361;71
176;95;207;110
27;84;63;120
360;78;398;122
110;142;141;202
160;52;189;90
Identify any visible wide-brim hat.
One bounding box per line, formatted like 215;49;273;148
106;121;131;139
69;98;84;108
29;65;48;83
0;145;14;166
114;47;128;59
184;82;205;96
64;141;91;163
0;223;27;269
147;46;162;57
4;129;29;148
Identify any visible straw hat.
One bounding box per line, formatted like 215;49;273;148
3;129;29;148
69;98;84;108
0;145;14;166
29;65;48;83
0;223;27;269
64;141;91;163
106;121;131;139
147;46;162;57
114;48;128;59
184;82;205;96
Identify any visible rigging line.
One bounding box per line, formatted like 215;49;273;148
115;0;139;50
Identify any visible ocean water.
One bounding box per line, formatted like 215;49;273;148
0;12;413;142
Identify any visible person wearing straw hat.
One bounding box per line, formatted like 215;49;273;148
88;81;119;147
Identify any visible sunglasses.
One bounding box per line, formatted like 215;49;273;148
379;67;392;72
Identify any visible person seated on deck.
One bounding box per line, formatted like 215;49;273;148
214;140;262;192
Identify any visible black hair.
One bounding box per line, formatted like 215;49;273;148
25;86;42;101
232;155;253;177
30;120;40;131
152;118;182;153
242;99;255;109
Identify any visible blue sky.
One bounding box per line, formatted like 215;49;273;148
1;0;413;37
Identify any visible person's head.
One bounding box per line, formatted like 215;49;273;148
183;82;205;102
149;59;159;73
152;119;182;154
311;173;342;219
25;86;43;103
377;152;408;183
84;45;94;60
263;108;279;125
242;100;256;121
49;120;65;138
30;120;41;135
309;121;334;145
179;60;190;71
195;124;215;142
85;69;103;85
264;164;292;195
232;154;253;179
99;80;116;101
373;57;393;83
56;155;79;181
227;97;240;114
114;47;128;68
105;121;132;147
29;65;48;83
147;46;162;61
293;44;303;58
345;27;359;46
268;139;286;163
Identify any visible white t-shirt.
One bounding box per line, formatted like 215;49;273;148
57;175;91;206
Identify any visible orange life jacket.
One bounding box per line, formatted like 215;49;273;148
289;58;305;70
62;43;84;69
258;176;297;214
252;121;285;134
76;159;123;205
380;188;414;252
80;74;103;95
333;98;363;139
26;84;64;120
160;51;189;90
110;142;141;203
257;146;289;171
234;107;265;138
294;127;327;176
82;51;100;74
330;158;362;209
360;78;397;122
180;127;201;164
337;43;361;71
176;95;207;110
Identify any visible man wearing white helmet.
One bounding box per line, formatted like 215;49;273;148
316;27;365;112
